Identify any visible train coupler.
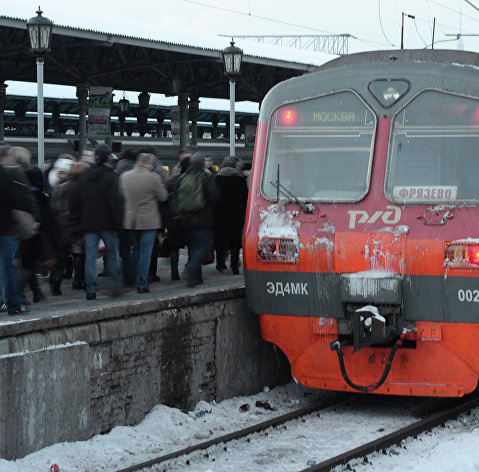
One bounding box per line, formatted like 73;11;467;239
352;305;397;352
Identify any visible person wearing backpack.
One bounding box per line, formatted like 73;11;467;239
178;152;220;287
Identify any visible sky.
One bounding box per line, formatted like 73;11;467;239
2;381;478;472
3;0;479;112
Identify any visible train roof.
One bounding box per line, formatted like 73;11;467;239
317;49;479;71
258;48;479;124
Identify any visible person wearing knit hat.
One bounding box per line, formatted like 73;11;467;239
94;143;113;165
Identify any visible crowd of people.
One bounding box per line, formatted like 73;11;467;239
0;141;249;315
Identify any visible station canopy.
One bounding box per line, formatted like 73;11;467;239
0;15;326;103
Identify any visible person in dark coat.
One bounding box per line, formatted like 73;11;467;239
179;152;220;287
50;162;90;292
113;148;139;285
114;148;137;175
72;144;123;300
21;166;61;303
48;158;75;295
65;162;91;291
165;155;190;280
214;156;248;274
0;143;35;315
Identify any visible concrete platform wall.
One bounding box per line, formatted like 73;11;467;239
0;288;290;460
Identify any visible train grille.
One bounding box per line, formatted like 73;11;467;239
257;237;298;263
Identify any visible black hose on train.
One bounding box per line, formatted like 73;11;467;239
330;332;406;393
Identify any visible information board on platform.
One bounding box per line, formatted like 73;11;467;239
88;86;112;139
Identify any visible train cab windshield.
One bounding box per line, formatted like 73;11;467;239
262;91;376;202
386;90;479;204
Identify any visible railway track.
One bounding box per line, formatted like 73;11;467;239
114;393;349;472
300;390;479;472
115;391;479;472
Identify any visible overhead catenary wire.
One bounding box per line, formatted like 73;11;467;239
177;0;335;34
412;16;429;46
378;0;396;46
428;0;479;25
177;0;479;52
465;0;479;13
177;0;392;49
391;0;479;48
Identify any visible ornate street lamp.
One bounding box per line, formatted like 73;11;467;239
119;94;130;115
26;6;53;176
171;77;181;95
118;92;129;136
138;91;150;136
138;91;150;109
222;39;242;156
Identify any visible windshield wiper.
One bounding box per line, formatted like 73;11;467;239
270;165;313;214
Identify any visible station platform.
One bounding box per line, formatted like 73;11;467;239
0;252;244;328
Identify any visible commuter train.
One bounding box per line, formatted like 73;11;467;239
243;49;479;397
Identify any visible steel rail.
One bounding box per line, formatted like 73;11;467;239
300;391;479;472
115;393;350;472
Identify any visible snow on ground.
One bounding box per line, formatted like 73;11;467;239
1;382;479;472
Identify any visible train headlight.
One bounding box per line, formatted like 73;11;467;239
444;242;479;268
257;237;299;263
368;79;410;108
383;87;400;102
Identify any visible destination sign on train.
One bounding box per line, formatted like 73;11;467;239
392;186;457;201
272;92;374;128
274;108;367;127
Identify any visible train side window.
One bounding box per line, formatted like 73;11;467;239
386;90;479;203
261;91;376;203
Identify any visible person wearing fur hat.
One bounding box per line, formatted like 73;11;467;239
214;155;248;275
48;155;75;189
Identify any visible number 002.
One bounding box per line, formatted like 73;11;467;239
457;289;479;302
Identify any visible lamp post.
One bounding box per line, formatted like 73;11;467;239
27;7;53;175
222;39;242;156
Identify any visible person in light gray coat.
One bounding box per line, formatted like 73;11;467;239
119;153;168;292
